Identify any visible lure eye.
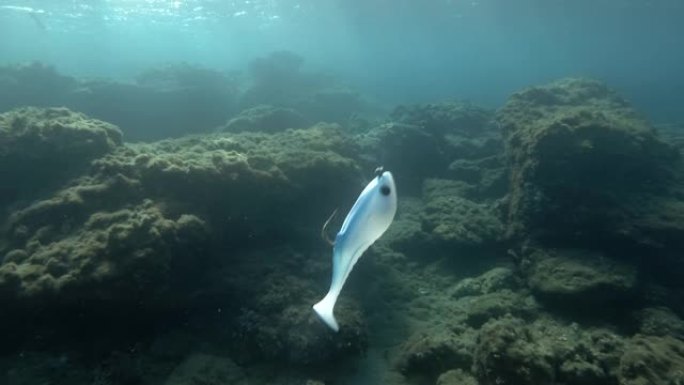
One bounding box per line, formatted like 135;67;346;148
380;185;391;196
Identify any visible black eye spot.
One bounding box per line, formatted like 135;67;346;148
380;185;391;196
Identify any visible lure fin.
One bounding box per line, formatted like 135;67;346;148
312;292;340;332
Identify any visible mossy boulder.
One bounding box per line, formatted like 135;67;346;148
498;78;680;245
1;122;364;309
635;307;684;339
379;198;432;260
165;353;247;385
524;248;637;309
474;316;625;385
0;200;207;302
619;335;684;385
230;261;367;366
240;51;372;125
359;123;448;190
421;179;504;248
391;102;493;138
70;64;238;141
474;316;556;385
0;106;122;155
395;326;476;380
89;123;362;243
361;102;500;193
0;107;122;207
451;267;518;298
0;62;77;111
462;289;538;328
218;105;310;133
436;369;478;385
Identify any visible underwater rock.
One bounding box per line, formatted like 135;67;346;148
474;315;626;385
0;200;208;302
380;198;432;257
447;156;508;199
523;248;637;309
0;106;122;157
391;102;494;138
635;306;684;339
240;51;373;126
395;326;476;379
474;316;556;385
302;87;367;123
360;103;501;194
618;335;684;385
555;328;625;385
0;107;122;207
499;78;680;245
230;266;367;366
165;353;247;385
421;179;505;248
0;62;77;111
450;267;518;298
461;289;538;328
0;351;90;385
135;63;236;93
69;66;238;141
0;62;239;141
218;104;310;133
435;369;478;385
90;123;361;240
0;121;366;308
359;122;448;191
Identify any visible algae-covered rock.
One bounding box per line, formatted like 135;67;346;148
0;106;122;155
436;369;478;385
619;335;684;385
421;179;504;247
241;51;373;125
635;306;684;339
0;200;207;302
230;260;367;366
0;351;90;385
165;353;247;385
0;107;122;206
361;102;500;193
499;78;680;245
474;316;626;385
91;123;361;237
391;102;493;138
524;248;637;308
462;289;538;328
70;63;239;140
447;155;508;199
0;62;77;111
380;198;432;257
555;328;625;385
474;316;556;385
395;326;476;379
451;267;518;298
359;123;448;190
218;104;310;133
0;120;366;309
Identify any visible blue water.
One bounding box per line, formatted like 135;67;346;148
1;0;683;122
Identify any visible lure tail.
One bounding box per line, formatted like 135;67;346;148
312;292;340;332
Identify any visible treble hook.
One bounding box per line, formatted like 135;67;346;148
321;208;338;246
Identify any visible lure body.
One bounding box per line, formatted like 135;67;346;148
313;171;397;331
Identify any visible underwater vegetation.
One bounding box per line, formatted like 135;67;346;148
0;65;683;385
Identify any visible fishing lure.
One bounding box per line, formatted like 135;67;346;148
313;168;397;331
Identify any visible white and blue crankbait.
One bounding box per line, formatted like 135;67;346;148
313;168;397;331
